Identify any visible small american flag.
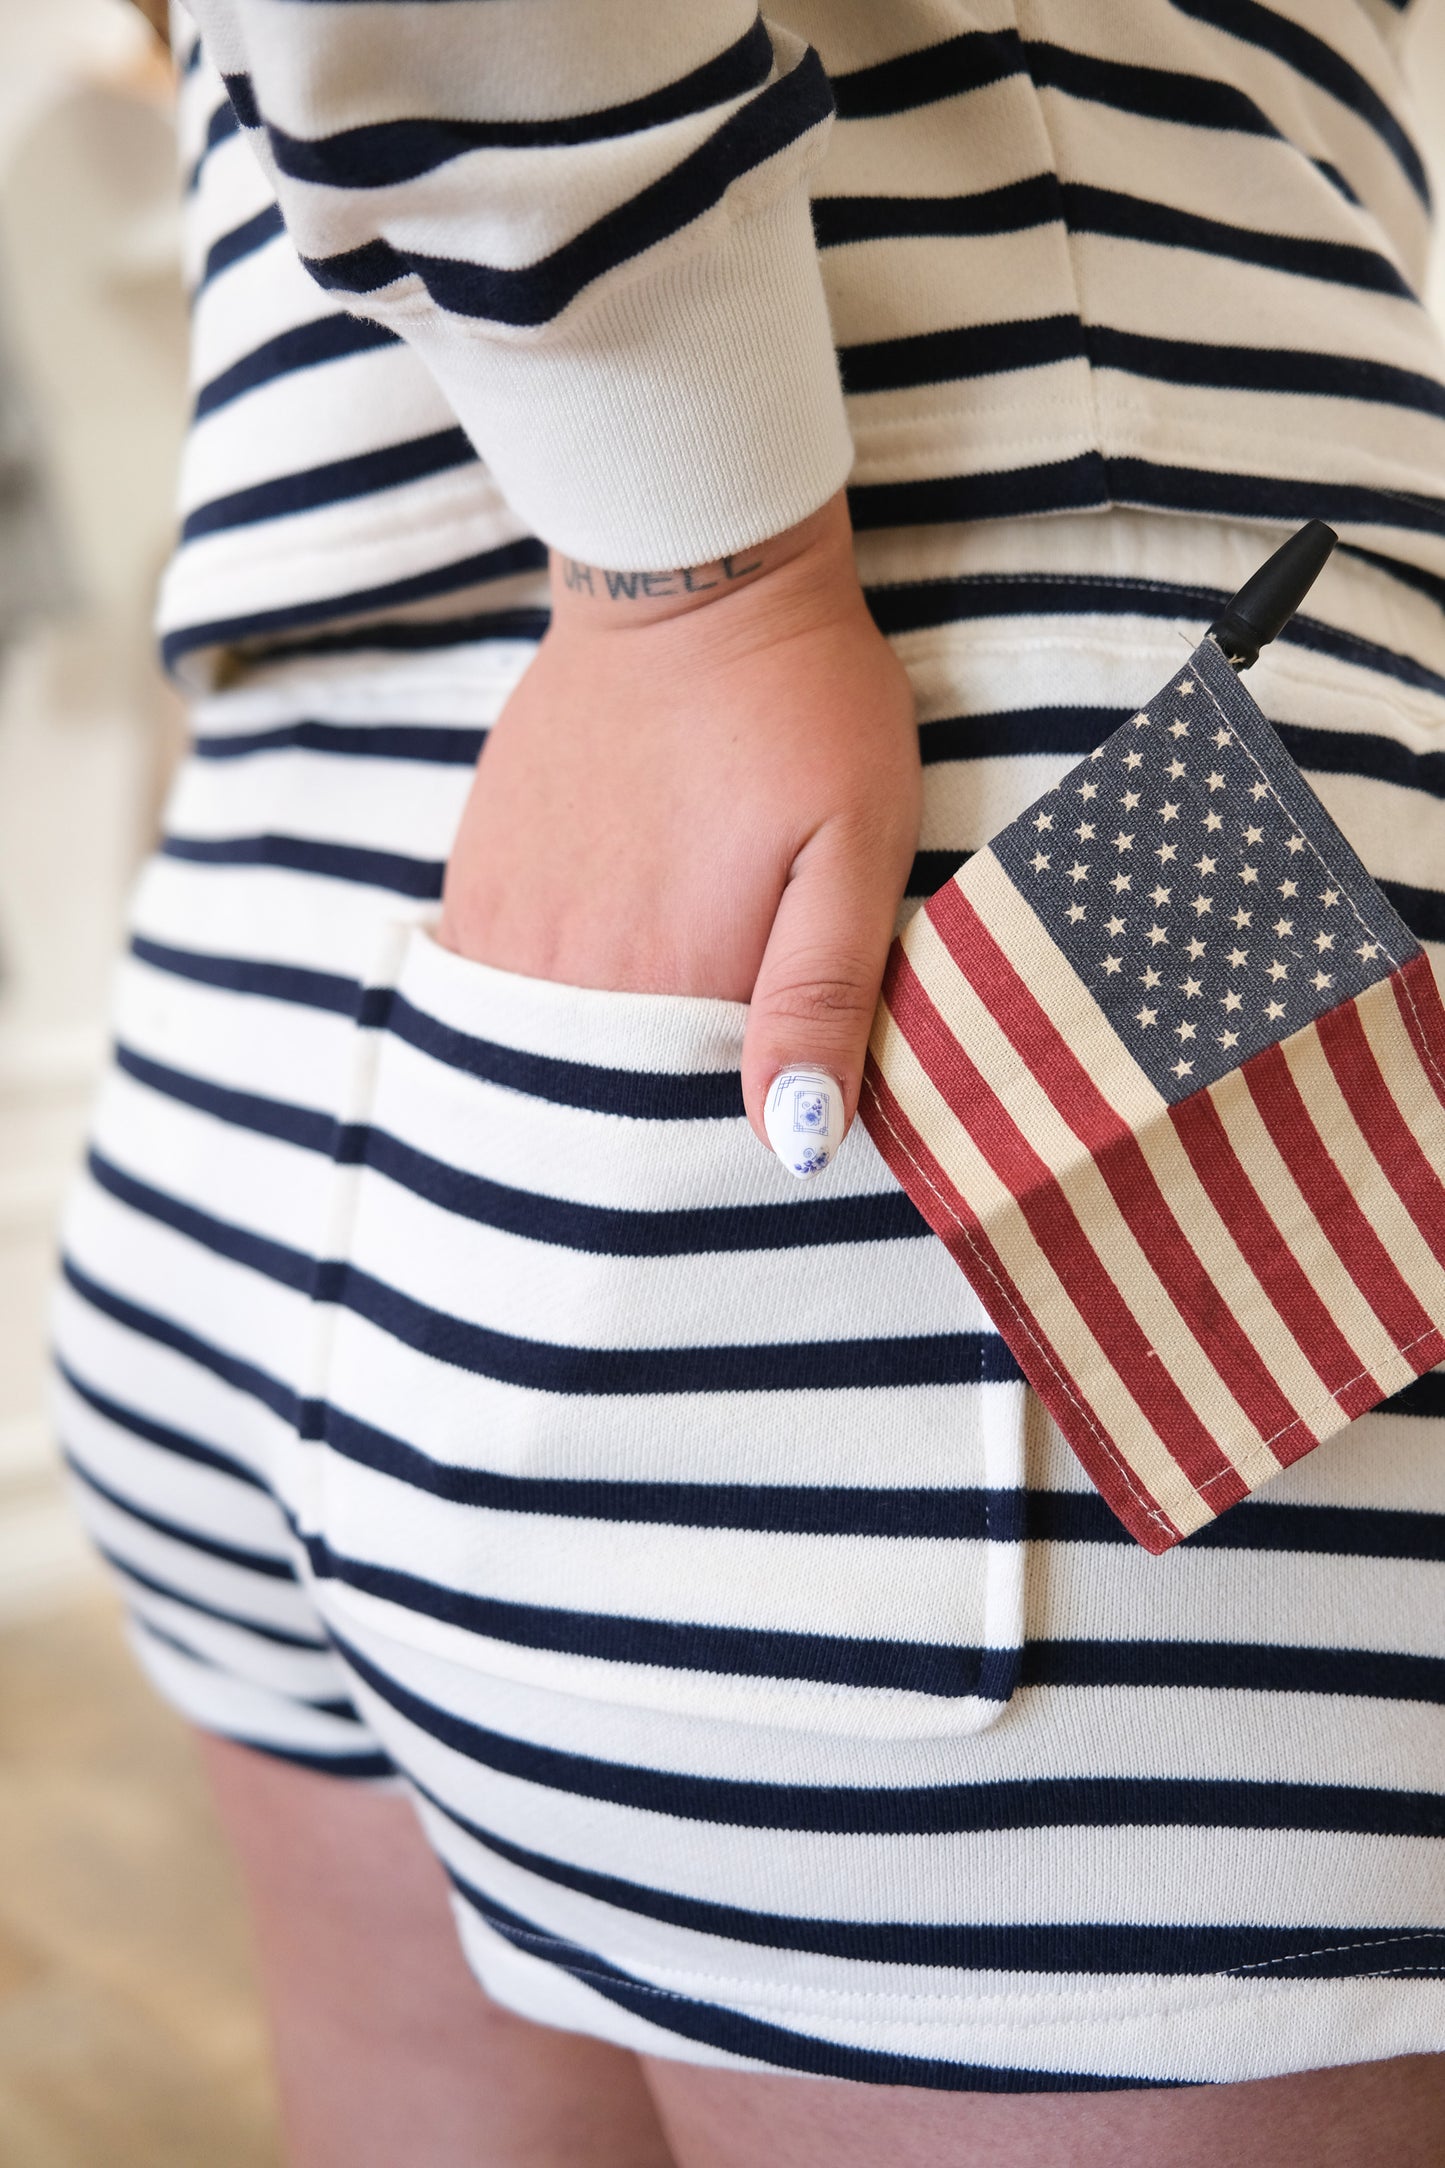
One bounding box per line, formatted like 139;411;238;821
862;634;1445;1553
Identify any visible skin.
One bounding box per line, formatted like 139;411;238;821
436;492;921;1155
204;499;1445;2159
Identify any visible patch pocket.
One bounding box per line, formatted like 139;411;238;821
296;922;1027;1738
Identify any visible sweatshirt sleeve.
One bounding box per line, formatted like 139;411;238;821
182;1;854;570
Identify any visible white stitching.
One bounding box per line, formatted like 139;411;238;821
1189;655;1405;968
1230;1932;1445;1976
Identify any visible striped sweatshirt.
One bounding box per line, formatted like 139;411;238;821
169;0;1443;678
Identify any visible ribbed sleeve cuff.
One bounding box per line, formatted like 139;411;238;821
397;183;854;570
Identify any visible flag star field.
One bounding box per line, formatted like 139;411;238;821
988;647;1415;1100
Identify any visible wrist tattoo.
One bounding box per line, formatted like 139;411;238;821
558;550;765;604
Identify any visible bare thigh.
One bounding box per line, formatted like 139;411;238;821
199;1734;675;2168
644;2052;1445;2168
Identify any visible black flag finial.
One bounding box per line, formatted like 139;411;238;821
1209;520;1338;672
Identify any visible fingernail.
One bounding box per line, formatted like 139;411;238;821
763;1067;843;1179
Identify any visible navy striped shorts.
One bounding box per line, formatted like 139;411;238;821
54;514;1445;2089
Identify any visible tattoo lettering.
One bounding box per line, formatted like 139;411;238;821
559;550;766;603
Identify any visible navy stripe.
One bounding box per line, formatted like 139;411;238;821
429;1790;1445;1974
115;1042;339;1154
260;22;772;184
1059;182;1414;299
197;202;284;290
850;455;1445;551
1024;39;1284;144
222;72;259;127
317;1406;1445;1559
918;704;1125;766
302;50;833;324
831;30;1026;120
88;1135;930;1307
840;315;1084;396
1171;0;1430;204
179;426;476;542
113;1024;743;1147
379;988;746;1119
131;1613;358;1718
218;1740;397;1780
130;935;362;1017
909;846;966;894
318;1403;1013;1533
448;1878;1165;2092
843;316;1445;406
1381;1370;1445;1419
817;178;1412;300
1381;878;1445;946
81;1138;1018;1400
57;1357;269;1491
66;1447;296;1579
869;569;1445;701
319;1252;1022;1397
185;95;241;193
59;1297;1445;1562
235;607;549;670
188;718;484;763
1023;1640;1445;1702
916;702;1445;801
332;1627;1445;1837
1313;156;1362;207
160;554;546;673
1031;1488;1445;1559
305;1529;1007;1699
1110;456;1445;542
88;1150;315;1295
160;832;444;898
61;1255;299;1425
813;174;1058;247
193;314;400;420
1349;546;1445;617
1088;327;1445;418
850;451;1110;531
90;1542;328;1651
1285;722;1445;799
346;1122;931;1254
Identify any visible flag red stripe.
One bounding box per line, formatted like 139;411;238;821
1390;950;1445;1117
1244;1040;1438;1352
927;880;1307;1452
1168;1085;1380;1442
1317;994;1445;1275
887;943;1247;1505
860;1052;1183;1552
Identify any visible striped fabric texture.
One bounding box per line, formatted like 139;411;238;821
162;0;1444;680
53;520;1445;2086
54;0;1445;2095
866;633;1445;1550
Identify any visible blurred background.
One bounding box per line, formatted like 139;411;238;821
0;2;1441;2160
0;3;277;2160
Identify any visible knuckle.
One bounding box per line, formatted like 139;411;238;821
759;972;877;1034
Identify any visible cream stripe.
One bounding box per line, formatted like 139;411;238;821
1353;971;1445;1239
1206;1044;1426;1377
901;908;1277;1476
963;849;1168;1131
871;996;1213;1538
927;859;1336;1431
1281;1022;1445;1327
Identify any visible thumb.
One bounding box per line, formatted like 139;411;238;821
741;818;907;1179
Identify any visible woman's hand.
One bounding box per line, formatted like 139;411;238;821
437;493;920;1170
